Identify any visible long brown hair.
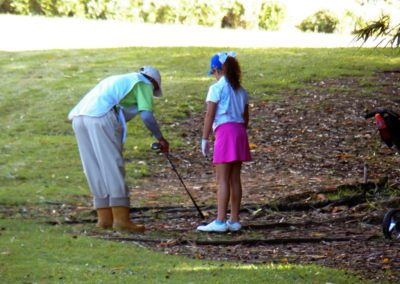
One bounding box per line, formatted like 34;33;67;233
222;56;241;90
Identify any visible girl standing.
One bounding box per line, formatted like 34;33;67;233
197;52;251;233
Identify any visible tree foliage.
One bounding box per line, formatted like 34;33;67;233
258;0;286;31
297;9;339;33
353;15;400;48
220;1;246;29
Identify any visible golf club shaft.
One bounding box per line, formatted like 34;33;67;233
151;142;205;219
164;153;205;219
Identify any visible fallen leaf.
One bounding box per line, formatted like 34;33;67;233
249;143;257;149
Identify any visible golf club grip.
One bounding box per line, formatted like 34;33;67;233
364;111;377;119
151;142;161;151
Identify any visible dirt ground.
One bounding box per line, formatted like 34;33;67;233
3;15;399;283
43;70;399;282
128;70;400;282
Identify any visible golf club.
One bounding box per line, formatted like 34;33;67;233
382;208;400;240
151;143;205;219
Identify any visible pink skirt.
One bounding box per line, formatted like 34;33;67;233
213;122;252;164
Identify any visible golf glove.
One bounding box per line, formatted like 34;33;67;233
201;138;210;158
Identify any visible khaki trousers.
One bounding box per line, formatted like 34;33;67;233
72;111;129;208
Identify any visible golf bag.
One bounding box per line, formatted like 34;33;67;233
364;108;400;240
364;108;400;150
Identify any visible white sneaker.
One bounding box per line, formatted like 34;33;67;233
197;220;228;232
227;220;242;232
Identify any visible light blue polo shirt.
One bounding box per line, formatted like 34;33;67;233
206;76;248;130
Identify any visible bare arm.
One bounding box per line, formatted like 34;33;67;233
202;102;217;140
243;104;249;129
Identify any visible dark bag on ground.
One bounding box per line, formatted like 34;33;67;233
364;108;400;149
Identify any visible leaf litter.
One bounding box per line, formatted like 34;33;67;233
6;70;400;283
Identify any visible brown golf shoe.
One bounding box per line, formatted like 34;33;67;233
111;206;145;233
96;208;113;229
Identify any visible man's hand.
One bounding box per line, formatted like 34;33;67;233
158;137;169;153
201;138;210;158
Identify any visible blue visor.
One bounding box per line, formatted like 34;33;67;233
208;54;222;75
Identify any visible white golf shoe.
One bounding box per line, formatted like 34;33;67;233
227;220;242;232
196;220;228;233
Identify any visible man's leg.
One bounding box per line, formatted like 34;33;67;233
85;111;143;232
72;116;112;228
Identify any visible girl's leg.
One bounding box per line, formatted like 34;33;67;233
229;161;242;222
215;163;232;222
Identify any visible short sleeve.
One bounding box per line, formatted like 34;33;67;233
206;85;220;103
135;82;154;112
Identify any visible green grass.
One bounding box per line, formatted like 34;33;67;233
0;219;366;283
1;47;399;204
0;46;399;283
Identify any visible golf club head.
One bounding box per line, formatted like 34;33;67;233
382;208;400;240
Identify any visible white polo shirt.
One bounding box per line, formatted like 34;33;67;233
206;76;248;131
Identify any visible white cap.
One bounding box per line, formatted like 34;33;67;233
139;66;162;97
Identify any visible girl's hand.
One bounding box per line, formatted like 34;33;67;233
201;138;210;158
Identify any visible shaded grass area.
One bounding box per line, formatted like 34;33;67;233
0;47;399;205
0;219;367;283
